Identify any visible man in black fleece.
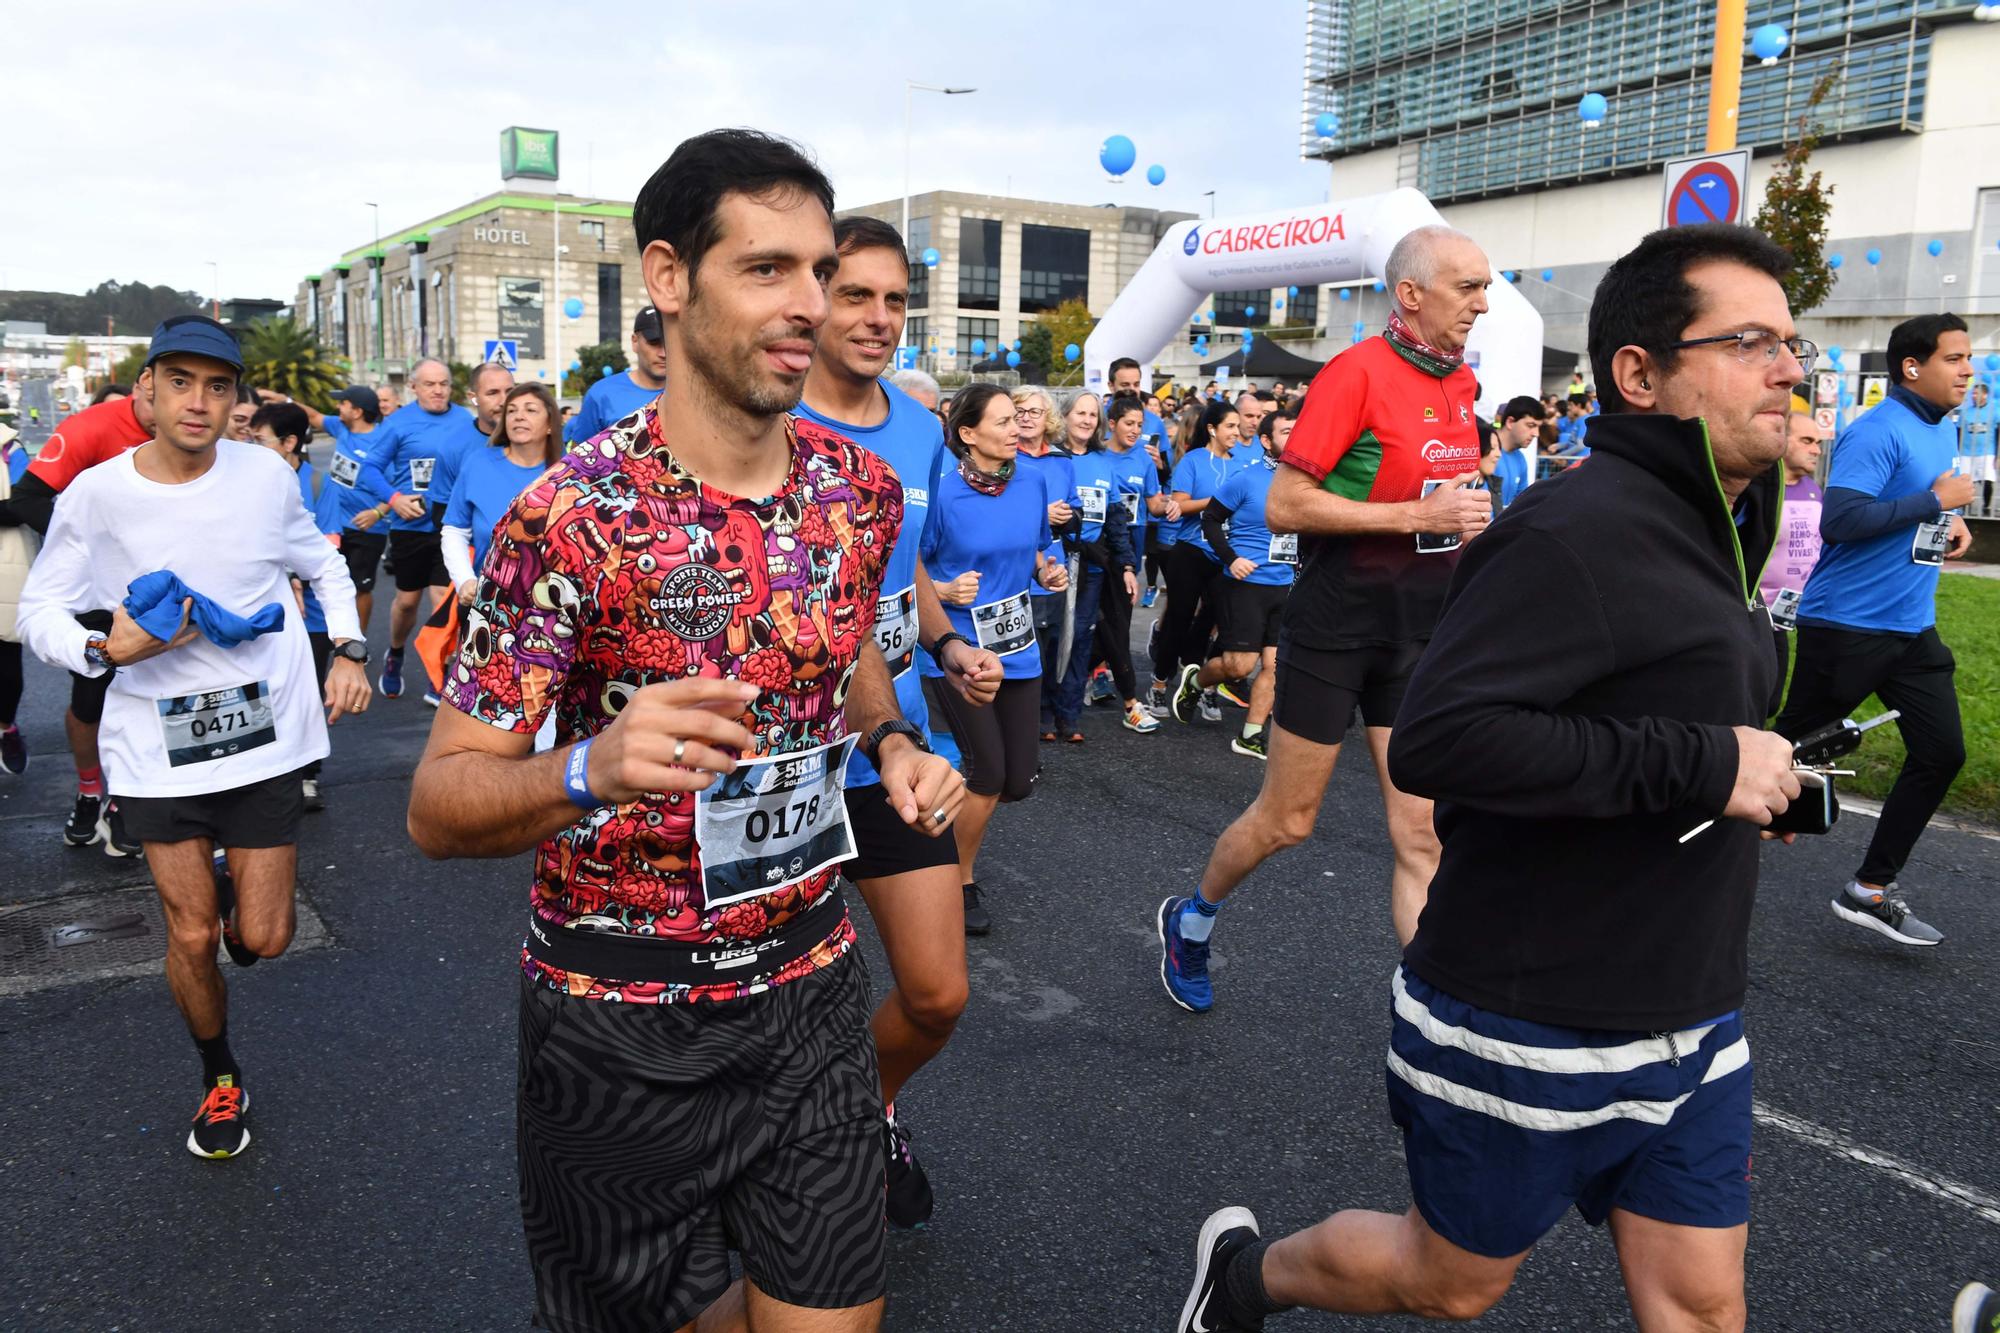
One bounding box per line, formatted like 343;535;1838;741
1173;224;1810;1333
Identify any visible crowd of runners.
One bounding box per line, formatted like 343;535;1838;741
1;126;1993;1333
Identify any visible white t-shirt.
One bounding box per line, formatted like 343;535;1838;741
17;440;363;798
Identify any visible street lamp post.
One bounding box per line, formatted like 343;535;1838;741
207;261;219;321
902;81;976;355
364;202;383;379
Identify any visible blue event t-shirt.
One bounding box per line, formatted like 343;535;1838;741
1170;447;1251;556
316;419;393;531
1211;457;1294;587
445;446;548;574
1103;443;1160;544
4;439;28;486
566;370;663;443
369;402;476;531
1067;449;1125;547
1015;448;1079;600
293;460;328;634
1797;392;1960;635
424;412;495;523
920;463;1052;681
1495;448;1530;509
795;379;945;788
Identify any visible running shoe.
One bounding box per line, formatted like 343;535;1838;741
301;777;324;813
379;650;404;699
1086;666;1115;706
1171;663;1203;724
1146;682;1171;718
963;882;992;937
1831;881;1942;946
1175;1206;1262;1333
1141;587;1158;609
1124;699;1160;734
1230;731;1268;761
1157;896;1213;1013
882;1111;936;1229
1215;681;1250;709
421;688;440;708
100;800;140;858
63;792;103;847
213;855;259;968
0;726;26;775
1147;618;1161;665
1198;689;1224;724
187;1077;251;1160
1953;1282;2000;1333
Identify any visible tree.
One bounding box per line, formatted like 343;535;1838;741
237;316;352;408
1029;299;1097;387
564;340;628;399
62;338;88;370
111;344;148;385
1753;70;1839;316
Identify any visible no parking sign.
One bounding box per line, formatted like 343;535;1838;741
1660;150;1751;228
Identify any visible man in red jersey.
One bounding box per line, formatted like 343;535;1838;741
1156;224;1496;1015
0;386;156;853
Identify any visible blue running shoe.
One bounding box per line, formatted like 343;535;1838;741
1157;896;1213;1013
379;651;404;699
1141;587;1158;609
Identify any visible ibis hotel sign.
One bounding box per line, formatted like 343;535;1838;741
500;126;560;182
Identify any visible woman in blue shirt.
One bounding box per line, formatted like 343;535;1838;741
1149;399;1245;715
922;383;1068;919
442;383;563;604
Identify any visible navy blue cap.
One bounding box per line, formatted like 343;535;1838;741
633;306;662;342
330;385;381;418
145;314;244;372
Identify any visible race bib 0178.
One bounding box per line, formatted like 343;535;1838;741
693;734;857;909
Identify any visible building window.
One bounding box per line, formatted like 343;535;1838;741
1285;286;1319;327
597;264;622;346
578;219;607;252
1019;223;1089;313
907;315;929;355
1213;289;1270;327
908;216;931;310
957;316;999;364
958;218;1001;311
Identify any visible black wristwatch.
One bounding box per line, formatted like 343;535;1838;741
861;720;930;767
332;639;370;666
927;631;974;659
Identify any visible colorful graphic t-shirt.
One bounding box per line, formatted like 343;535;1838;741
1278;335;1479;650
443;406;903;1004
1759;475;1824;609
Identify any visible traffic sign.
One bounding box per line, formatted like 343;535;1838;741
1813;407;1837;434
483;339;519;370
1660;149;1750;228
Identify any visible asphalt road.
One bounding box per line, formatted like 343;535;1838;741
2;597;1996;1332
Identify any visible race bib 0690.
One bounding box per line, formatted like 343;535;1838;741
971;590;1035;657
873;585;918;678
156;682;277;768
693;734;857;908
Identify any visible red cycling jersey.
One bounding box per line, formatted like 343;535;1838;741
28;397;150;493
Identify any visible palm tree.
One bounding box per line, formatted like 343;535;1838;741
237;317;351;407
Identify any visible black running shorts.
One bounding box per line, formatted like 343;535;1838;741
1215;580;1289;654
843;783;959;883
387;529;447;593
517;950;886;1331
1271;635;1427;745
117;768;306;848
340;528;386;595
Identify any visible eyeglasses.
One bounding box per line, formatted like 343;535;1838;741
1015;408;1045;419
1668;329;1818;376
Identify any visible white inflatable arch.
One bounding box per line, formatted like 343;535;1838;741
1084;187;1543;419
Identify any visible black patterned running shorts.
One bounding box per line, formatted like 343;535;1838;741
517;950;886;1332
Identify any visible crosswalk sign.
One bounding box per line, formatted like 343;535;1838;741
483;339;519;370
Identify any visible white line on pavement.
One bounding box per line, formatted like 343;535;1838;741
1753;1099;2000;1227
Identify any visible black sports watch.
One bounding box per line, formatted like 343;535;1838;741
332;639;370;666
861;719;930;767
927;630;975;659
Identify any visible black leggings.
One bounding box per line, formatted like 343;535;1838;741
926;676;1040;802
1152;543;1219;684
0;639;20;725
1145;530;1168;591
1092;569;1138;701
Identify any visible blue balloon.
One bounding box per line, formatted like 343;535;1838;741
1011;339;1021;352
1005;350;1021;368
1373;280;1385;292
1828;253;1843;269
600;365;612;378
569;359;581;370
1750;23;1788;62
1287;286;1299;296
1541;268;1554;282
1866;248;1882;265
921;246;940;267
1504;270;1518;282
1245;306;1256;318
1099;134;1137;177
537;369;546;378
562;297;583;319
971;338;986;355
1338;288;1352;301
1353;320;1365;333
1579;92;1608;124
1927;238;1944;257
1827;345;1843;362
1351;331;1365;344
1987;353;2000;371
1314;112;1339;138
1064;343;1080;362
1146;164;1166;186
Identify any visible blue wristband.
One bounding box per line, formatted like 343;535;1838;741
562;738;600;811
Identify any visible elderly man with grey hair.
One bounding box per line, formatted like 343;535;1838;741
1154;222;1495;1025
888;367;942;412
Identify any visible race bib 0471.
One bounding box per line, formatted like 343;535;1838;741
156;681;277;768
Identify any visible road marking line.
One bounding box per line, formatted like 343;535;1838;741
1753;1099;2000;1227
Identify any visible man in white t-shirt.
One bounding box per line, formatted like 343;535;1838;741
17;315;371;1161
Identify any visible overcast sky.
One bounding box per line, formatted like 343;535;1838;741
3;0;1328;302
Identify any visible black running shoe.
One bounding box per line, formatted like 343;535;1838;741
100;799;141;858
187;1077;251;1159
882;1112;936;1229
0;726;26;775
1176;1206;1263;1333
213;856;258;968
64;792;103;847
962;882;992;937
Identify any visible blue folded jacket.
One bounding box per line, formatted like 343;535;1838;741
123;570;287;649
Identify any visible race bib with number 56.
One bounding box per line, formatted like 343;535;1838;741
873;585;918;678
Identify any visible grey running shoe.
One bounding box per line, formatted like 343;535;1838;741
1146;682;1171;718
1830;881;1942;947
1198;689;1224;724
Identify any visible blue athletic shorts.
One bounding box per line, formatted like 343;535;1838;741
1385;966;1752;1260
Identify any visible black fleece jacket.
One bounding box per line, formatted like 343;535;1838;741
1388;413;1782;1030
